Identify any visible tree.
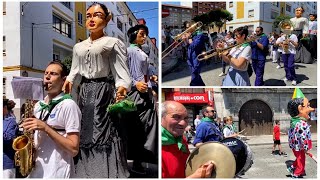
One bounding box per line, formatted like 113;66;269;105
273;15;291;29
62;56;72;72
209;8;233;32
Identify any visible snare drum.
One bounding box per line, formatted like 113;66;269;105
220;137;253;177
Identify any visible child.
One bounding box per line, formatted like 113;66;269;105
271;120;287;156
223;116;238;138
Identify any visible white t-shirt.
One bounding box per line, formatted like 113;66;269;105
229;45;252;71
223;125;235;137
29;93;81;178
276;34;298;54
194;118;201;128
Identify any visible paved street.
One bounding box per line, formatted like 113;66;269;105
241;144;317;178
187;134;317;178
162;56;317;86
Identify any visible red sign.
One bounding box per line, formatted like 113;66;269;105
171;92;209;104
162;9;170;18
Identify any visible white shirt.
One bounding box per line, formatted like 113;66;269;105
309;20;317;35
194;118;201;128
276;34;298;54
290;17;309;34
66;36;131;91
229;45;252;71
29;93;81;178
223;125;235;137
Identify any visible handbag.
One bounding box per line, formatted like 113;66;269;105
247;62;253;77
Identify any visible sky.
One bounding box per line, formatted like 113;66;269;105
162;2;180;6
127;2;159;47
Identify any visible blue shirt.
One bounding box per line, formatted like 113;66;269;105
250;33;269;60
127;45;152;88
193;121;223;146
3;115;18;169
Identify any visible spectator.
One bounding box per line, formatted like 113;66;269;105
3;99;18;178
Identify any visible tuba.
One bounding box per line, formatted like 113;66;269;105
279;19;294;53
12;99;36;177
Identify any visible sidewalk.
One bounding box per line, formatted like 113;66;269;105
245;133;317;146
188;133;317;150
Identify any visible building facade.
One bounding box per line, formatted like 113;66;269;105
3;1;158;120
162;4;193;30
226;1;317;35
162;88;215;127
192;2;226;18
213;88;317;136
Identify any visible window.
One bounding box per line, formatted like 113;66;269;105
129;18;133;26
229;2;233;8
117;18;123;31
52;14;72;38
61;2;71;10
229;26;233;32
111;12;115;22
248;9;254;18
271;10;278;19
3;78;6;97
53;53;60;61
272;2;279;7
286;4;291;12
3;2;6;15
3;36;6;56
117;6;121;14
78;12;83;26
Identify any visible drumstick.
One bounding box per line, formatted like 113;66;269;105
307;153;317;163
238;129;246;134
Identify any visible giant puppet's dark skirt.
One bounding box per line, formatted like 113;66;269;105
125;87;158;164
73;77;130;178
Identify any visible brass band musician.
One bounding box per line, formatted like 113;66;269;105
217;26;252;86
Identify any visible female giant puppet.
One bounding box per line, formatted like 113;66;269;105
62;3;132;178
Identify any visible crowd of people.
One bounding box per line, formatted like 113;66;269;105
3;2;158;178
162;7;317;86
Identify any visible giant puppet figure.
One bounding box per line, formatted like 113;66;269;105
287;88;315;178
62;3;132;178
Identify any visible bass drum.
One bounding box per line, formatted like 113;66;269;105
220;137;253;177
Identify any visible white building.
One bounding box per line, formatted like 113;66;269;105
3;2;158;120
226;1;317;35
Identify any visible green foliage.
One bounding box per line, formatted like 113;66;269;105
62;56;72;72
193;8;233;32
273;15;291;29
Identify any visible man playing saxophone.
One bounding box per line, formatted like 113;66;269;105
20;61;81;178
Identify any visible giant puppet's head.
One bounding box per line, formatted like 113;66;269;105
287;88;315;120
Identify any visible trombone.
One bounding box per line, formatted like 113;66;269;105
162;22;203;59
197;35;260;61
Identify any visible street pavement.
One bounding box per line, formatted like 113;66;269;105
162;55;317;86
187;134;317;178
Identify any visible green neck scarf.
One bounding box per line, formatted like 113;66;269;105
242;42;250;47
161;126;187;153
40;94;71;111
130;44;141;49
201;117;213;122
290;116;308;128
260;33;267;37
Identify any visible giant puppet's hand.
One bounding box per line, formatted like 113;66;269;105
62;80;73;94
116;86;127;102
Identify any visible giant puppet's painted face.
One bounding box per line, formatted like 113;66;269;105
299;98;315;120
295;7;304;18
86;5;108;33
135;28;147;45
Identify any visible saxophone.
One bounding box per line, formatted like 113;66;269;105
12;99;36;176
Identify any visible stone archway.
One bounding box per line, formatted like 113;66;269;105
239;99;273;136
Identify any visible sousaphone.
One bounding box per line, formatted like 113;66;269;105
185;142;236;178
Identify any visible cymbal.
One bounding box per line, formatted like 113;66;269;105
185;142;236;178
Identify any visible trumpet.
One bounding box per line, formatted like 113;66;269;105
162;22;203;59
279;19;293;53
197;35;260;61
